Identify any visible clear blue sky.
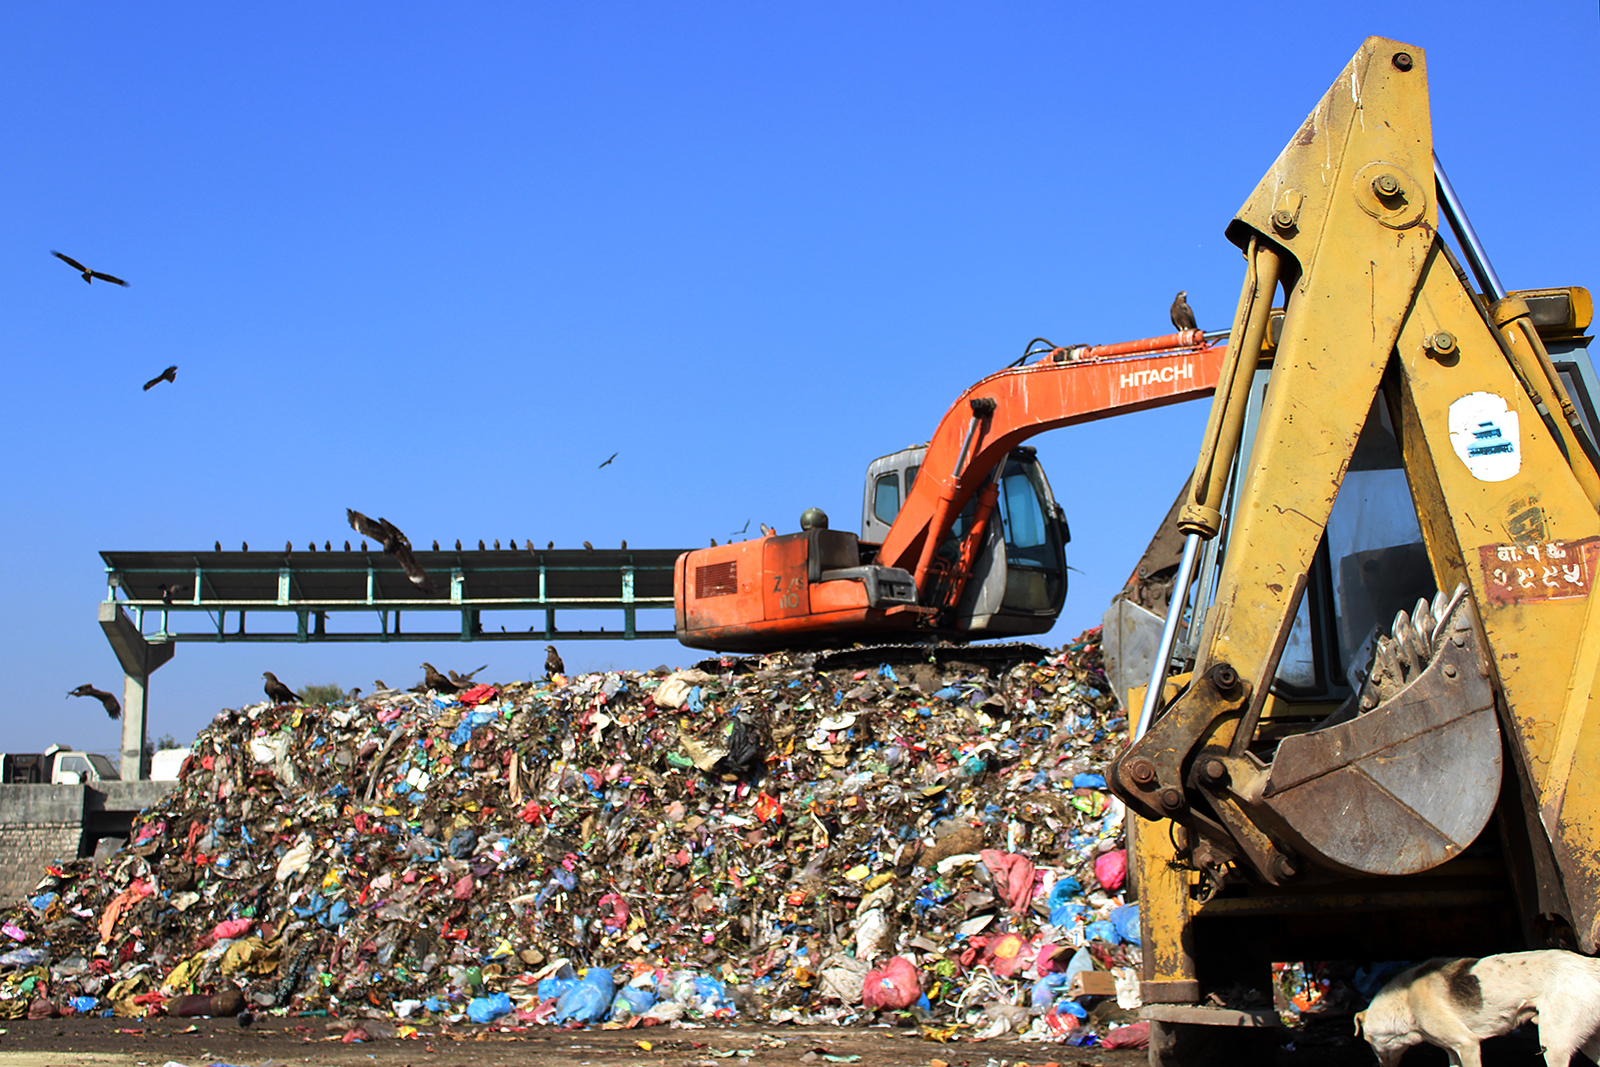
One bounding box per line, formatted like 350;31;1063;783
3;4;1595;757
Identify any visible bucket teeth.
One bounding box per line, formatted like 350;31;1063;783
1358;583;1470;712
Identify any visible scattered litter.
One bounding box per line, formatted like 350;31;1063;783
0;628;1141;1041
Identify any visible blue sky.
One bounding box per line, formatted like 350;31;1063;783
3;4;1595;758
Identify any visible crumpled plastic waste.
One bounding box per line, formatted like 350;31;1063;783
0;626;1143;1041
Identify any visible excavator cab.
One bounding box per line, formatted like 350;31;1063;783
862;443;1069;636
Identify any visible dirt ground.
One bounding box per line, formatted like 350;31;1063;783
0;1018;1148;1067
0;1016;1552;1067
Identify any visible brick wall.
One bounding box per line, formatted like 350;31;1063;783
0;822;84;905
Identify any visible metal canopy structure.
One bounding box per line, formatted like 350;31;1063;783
101;546;685;642
96;545;688;780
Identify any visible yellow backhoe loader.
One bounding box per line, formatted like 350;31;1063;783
1106;36;1598;1064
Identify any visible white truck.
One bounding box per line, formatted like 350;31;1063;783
0;746;121;785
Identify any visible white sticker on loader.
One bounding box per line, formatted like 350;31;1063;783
1449;392;1521;482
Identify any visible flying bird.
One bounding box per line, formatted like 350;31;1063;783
545;645;565;678
1170;290;1197;332
142;366;177;391
731;520;750;538
346;509;436;594
262;671;297;705
52;251;129;287
159;582;185;605
599;452;618;469
67;684;120;719
421;662;463;692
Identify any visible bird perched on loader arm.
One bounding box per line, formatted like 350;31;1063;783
68;684;120;719
1170;290;1197;332
262;671;298;705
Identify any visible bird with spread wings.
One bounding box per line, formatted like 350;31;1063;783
143;366;177;391
347;509;436;594
67;684;120;719
52;251;129;287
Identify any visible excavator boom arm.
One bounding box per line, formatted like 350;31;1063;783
876;333;1227;591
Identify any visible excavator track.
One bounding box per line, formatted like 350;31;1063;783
695;640;1052;677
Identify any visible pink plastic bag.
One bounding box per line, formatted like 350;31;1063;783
862;955;920;1010
979;849;1038;913
211;917;253;941
1103;1021;1151;1049
1094;849;1127;891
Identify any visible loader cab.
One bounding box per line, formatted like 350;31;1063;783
1178;291;1599;707
863;444;1070;636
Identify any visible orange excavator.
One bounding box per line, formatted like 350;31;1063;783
674;330;1230;651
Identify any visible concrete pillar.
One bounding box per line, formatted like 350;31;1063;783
120;673;149;781
98;603;175;781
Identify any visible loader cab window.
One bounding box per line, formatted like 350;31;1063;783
1325;401;1434;689
873;473;901;526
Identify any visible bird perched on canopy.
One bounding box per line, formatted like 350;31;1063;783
346;509;436;594
52;251;129;286
545;645;565;678
1170;290;1197;332
262;671;297;705
143;365;177;391
67;684;120;719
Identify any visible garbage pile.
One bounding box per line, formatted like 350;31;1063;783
0;628;1146;1044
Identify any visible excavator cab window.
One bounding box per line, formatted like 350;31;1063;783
872;473;901;526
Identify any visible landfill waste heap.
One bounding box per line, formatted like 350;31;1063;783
0;628;1150;1046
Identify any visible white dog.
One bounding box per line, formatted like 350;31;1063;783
1356;951;1600;1067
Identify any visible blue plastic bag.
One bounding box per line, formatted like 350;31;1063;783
555;968;615;1024
1050;901;1088;927
537;975;579;1001
448;827;478;859
610;984;656;1020
1046;877;1083;908
1071;772;1107;789
1110;902;1141;945
466;992;512;1023
1085;919;1120;944
1030;973;1069;1010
